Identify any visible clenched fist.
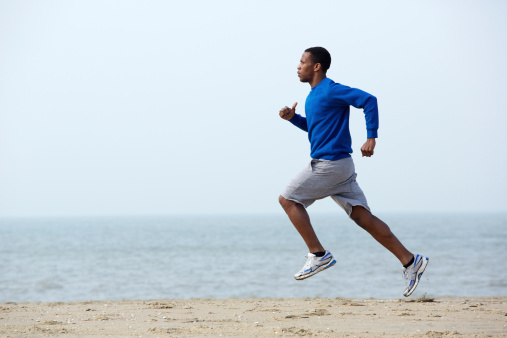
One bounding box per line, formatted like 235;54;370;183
361;138;376;157
279;102;298;120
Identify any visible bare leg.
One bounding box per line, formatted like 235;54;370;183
279;195;324;253
350;206;413;266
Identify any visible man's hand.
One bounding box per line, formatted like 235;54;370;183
279;102;297;120
361;138;376;157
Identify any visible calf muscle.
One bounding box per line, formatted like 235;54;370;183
351;206;413;266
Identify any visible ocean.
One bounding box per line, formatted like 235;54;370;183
1;213;506;303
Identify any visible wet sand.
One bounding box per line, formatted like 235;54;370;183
1;297;505;337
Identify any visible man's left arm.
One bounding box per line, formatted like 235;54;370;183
332;85;379;157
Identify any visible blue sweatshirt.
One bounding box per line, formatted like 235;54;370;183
289;77;379;161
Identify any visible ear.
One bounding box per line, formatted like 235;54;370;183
313;63;322;72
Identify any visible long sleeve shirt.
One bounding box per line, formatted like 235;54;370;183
289;77;379;161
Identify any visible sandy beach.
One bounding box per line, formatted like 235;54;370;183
1;297;505;337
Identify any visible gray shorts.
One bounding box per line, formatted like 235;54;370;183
281;157;370;216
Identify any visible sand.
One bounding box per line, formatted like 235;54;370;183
0;297;505;337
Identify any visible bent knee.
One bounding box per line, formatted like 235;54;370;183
279;195;296;210
278;195;288;208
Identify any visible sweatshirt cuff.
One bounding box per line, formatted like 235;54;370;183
289;114;300;125
367;129;378;138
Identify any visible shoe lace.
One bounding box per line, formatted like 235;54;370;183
302;254;315;269
402;267;416;286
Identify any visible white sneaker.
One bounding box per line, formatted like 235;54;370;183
294;251;336;280
402;254;429;297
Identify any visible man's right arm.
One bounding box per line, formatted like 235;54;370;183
279;102;308;132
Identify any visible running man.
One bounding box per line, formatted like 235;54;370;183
278;47;428;297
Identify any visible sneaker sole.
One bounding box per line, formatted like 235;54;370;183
294;259;336;281
403;257;429;297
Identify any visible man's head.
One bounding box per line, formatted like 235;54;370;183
297;47;331;84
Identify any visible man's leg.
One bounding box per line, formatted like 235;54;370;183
350;205;413;266
350;206;429;296
279;195;336;280
278;195;324;253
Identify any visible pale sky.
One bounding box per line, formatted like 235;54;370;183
1;0;506;217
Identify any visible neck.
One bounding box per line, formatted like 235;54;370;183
309;73;326;88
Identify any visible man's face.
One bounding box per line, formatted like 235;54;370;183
297;52;315;83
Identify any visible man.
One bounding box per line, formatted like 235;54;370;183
278;47;428;297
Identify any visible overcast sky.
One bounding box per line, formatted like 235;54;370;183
1;0;506;217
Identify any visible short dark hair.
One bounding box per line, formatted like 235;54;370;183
305;47;331;73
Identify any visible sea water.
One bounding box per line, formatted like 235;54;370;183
1;213;506;302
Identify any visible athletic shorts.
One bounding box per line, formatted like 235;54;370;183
281;156;370;216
